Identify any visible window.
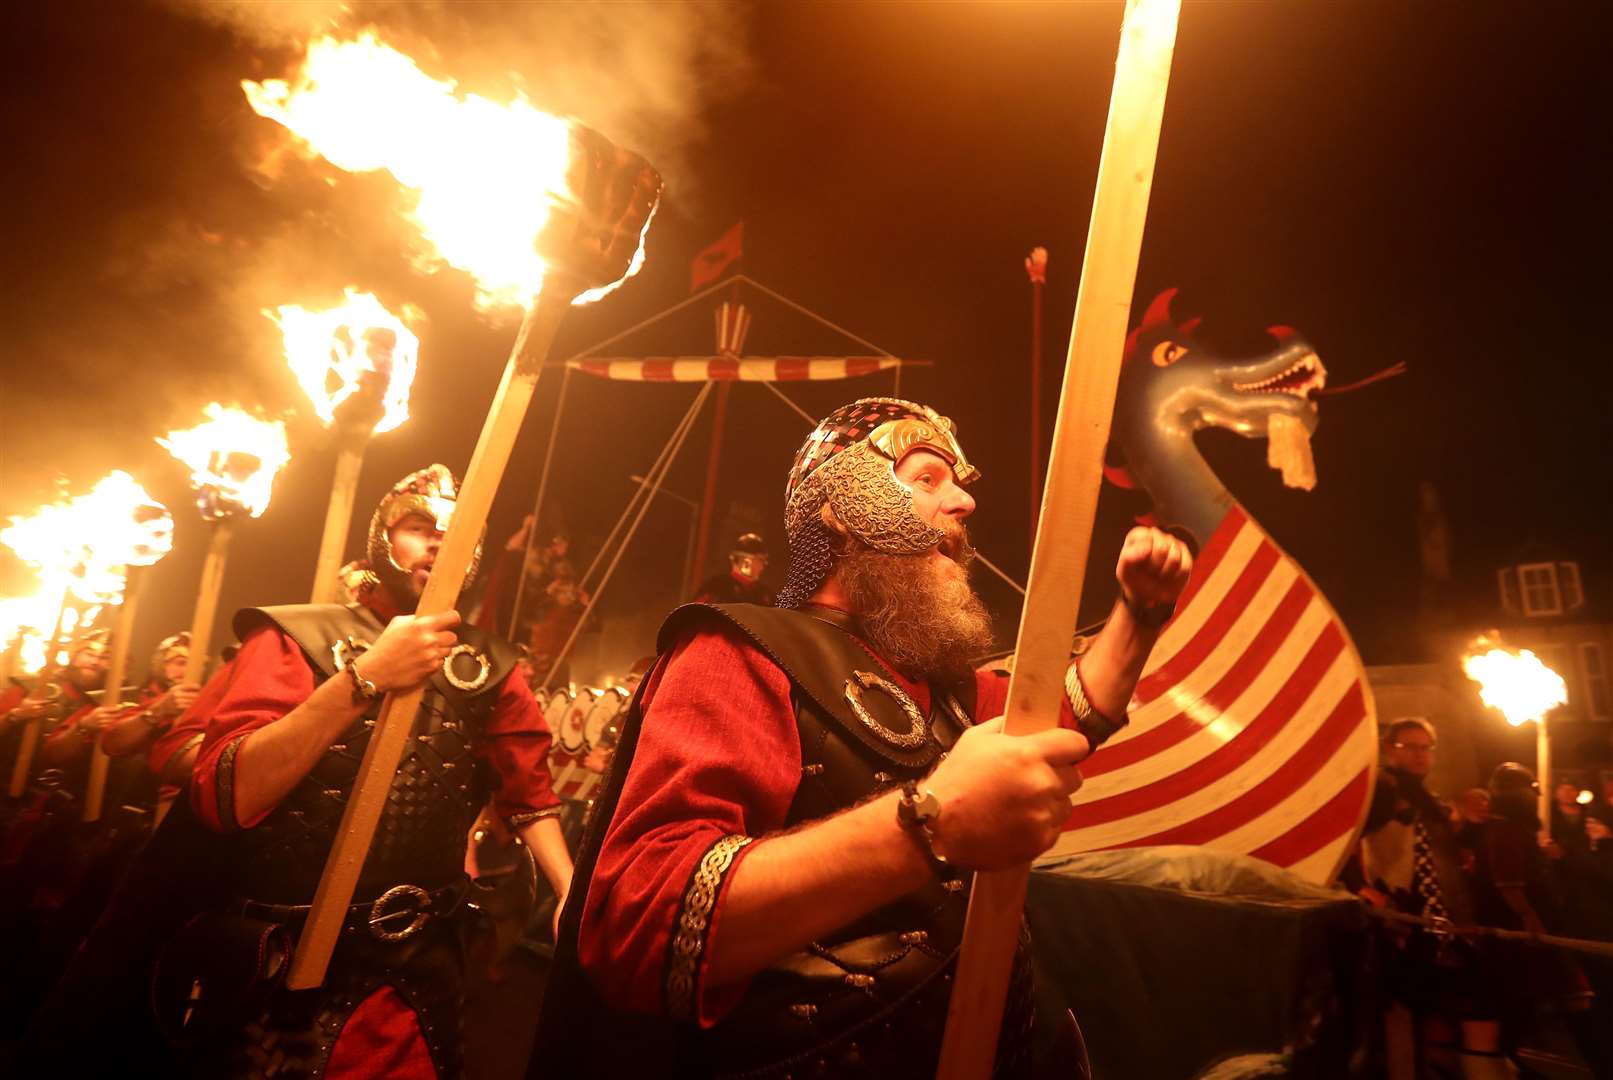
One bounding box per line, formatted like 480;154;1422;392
1519;562;1562;616
1498;568;1520;613
1559;562;1584;612
1582;642;1610;721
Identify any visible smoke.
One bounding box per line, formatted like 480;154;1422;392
158;0;757;190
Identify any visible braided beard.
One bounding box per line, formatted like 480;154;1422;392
835;524;994;683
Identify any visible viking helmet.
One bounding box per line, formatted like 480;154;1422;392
365;464;481;603
148;631;190;687
777;398;978;608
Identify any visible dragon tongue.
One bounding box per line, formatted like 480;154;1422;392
1266;413;1317;491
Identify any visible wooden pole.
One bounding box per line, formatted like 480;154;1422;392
184;518;235;687
1537;719;1552;843
1027;249;1047;547
687;380;732;597
310;432;370;604
936;2;1180;1075
83;566;147;822
8;595;74;799
286;281;573;990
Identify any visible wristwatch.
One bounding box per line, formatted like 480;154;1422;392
896;780;952;877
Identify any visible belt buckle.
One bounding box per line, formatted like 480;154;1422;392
368;884;432;942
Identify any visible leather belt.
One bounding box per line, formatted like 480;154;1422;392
239;877;469;943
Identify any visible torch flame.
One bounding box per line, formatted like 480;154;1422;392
1461;633;1568;727
158;404;291;521
243;33;644;309
275;289;419;434
0;472;171;668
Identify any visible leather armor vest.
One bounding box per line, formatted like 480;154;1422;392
659;604;1037;1079
230;604;517;904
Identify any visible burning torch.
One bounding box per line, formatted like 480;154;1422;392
276;290;420;603
159;404;291;687
77;474;175;823
1463;632;1568;837
1;474;156;798
242;32;661;987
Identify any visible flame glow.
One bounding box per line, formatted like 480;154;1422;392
1462;634;1568;727
1;473;170;670
158;405;291;521
275;289;418;434
244;33;587;309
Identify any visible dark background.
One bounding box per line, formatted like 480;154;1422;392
1;1;1607;677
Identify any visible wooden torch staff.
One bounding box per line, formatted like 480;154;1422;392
936;1;1181;1075
310;430;369;604
286;284;573;990
184;518;235;687
7;596;73;799
83;566;148;822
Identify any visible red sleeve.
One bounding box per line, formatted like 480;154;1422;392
190;627;314;833
148;661;235;784
0;684;25;716
482;671;561;824
579;625;800;1026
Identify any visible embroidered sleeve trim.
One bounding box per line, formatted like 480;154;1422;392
665;833;754;1021
505;807;562;829
215;733;249;832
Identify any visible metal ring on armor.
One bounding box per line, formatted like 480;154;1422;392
368;883;433;942
844;670;931;751
332;635;372;673
441;643;491;691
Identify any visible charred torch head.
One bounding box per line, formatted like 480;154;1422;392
538;125;662;302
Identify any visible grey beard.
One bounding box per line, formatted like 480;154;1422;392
835;536;994;683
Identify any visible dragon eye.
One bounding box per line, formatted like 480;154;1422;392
1151;341;1187;367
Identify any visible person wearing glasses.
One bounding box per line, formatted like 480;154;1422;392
1351;717;1506;1079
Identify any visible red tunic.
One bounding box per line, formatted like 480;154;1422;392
578;620;1074;1026
185;611;559;1080
147;667;233;794
191;619;559;833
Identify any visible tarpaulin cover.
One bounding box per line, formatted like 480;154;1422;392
1027;846;1376;1079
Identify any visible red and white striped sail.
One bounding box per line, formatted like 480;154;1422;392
568;356;904;382
1044;505;1378;884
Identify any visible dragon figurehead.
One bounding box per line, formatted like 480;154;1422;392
1107;288;1328;544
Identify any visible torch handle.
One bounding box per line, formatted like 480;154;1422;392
84;565;146;823
310;436;370;604
937;2;1180;1076
184;519;235;686
8;594;75;798
287;283;573;991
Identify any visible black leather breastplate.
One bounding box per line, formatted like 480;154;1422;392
231;604;516;903
657;604;1034;1079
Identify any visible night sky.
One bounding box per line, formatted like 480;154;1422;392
1;1;1607;676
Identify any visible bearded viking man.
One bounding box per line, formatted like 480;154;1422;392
166;464;572;1080
534;398;1193;1078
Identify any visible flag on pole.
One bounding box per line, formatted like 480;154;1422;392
690;222;743;293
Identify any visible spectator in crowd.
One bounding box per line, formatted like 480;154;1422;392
1352;718;1499;1079
1469;763;1606;1075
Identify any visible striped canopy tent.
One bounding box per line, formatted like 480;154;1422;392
509;273;927;680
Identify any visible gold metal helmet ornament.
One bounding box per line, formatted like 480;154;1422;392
365;464;482;604
777;398;979;608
